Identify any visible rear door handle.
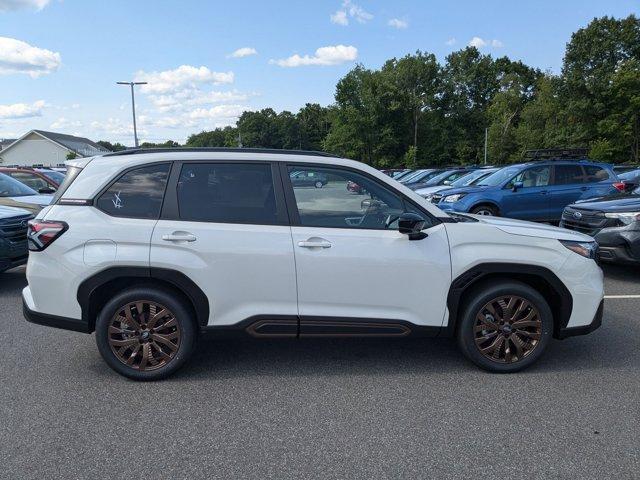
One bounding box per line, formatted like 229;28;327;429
162;232;197;242
298;239;332;249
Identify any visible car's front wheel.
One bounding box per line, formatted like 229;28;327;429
315;181;324;188
457;281;553;373
95;286;197;380
470;204;498;216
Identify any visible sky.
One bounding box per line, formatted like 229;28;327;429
0;0;638;146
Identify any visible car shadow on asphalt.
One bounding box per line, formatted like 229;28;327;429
161;313;636;382
601;264;639;283
0;268;27;295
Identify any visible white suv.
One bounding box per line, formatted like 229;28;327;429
23;149;604;380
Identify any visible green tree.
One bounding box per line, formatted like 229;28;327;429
562;15;640;159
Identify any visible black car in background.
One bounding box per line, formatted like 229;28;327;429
289;170;328;188
561;187;640;264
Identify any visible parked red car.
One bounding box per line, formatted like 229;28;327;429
0;167;61;193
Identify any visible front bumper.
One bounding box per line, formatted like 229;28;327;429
22;289;88;333
556;299;603;339
594;226;640;264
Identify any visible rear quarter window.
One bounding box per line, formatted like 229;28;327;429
95;164;170;219
584;166;611;183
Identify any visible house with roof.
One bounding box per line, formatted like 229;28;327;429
0;130;110;166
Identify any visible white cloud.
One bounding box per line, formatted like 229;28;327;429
133;65;234;94
0;0;49;12
90;117;146;139
228;47;257;58
468;36;504;49
445;37;456;46
330;1;372;26
270;45;358;67
0;37;61;77
148;89;251;112
0;100;45;119
468;36;487;48
388;18;408;29
330;9;348;26
50;117;82;130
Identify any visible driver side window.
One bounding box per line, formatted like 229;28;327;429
508;166;551;188
287;165;416;230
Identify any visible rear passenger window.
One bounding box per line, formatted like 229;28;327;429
584;166;610;183
96;164;170;219
177;163;277;224
553;165;584;185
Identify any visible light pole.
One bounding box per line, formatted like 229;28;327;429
117;81;147;148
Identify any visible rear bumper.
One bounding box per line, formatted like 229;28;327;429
22;288;89;333
556;299;603;339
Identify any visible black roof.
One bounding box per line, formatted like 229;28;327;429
33;130;110;156
102;147;338;158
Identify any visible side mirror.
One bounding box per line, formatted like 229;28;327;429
398;213;428;240
512;181;524;192
38;187;56;194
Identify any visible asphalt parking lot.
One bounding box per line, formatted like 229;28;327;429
1;265;639;479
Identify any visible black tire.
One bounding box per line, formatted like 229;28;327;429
314;181;324;188
95;286;197;381
470;204;498;216
456;281;553;373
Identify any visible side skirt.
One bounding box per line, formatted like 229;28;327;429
201;316;443;339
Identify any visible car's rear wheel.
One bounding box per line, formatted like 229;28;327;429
470;204;498;216
457;281;553;373
95;286;197;380
315;181;324;188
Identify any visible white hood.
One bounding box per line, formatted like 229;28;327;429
466;214;593;242
8;194;53;206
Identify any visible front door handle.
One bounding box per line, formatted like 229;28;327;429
162;232;197;242
298;239;332;249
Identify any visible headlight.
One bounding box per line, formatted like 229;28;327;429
443;193;466;203
604;211;640;225
421;193;433;200
559;240;598;259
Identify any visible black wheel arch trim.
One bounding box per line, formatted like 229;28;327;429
77;266;210;332
445;263;573;339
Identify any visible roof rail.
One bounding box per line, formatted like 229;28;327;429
102;147;339;158
523;148;589;161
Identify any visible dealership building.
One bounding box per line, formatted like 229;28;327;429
0;130;110;167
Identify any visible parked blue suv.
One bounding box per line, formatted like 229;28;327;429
430;160;622;221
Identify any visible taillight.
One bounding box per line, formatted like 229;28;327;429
27;220;68;251
613;182;625;192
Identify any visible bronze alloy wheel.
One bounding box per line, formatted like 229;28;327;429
107;301;181;371
473;295;542;363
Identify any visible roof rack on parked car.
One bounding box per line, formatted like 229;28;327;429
523;148;589;161
102;147;339;158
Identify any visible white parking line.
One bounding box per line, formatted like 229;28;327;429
604;295;640;299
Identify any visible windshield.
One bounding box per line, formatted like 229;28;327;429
399;169;429;183
0;172;38;197
451;169;497;187
406;169;442;184
38;169;66;184
425;169;473;186
476;166;521;186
